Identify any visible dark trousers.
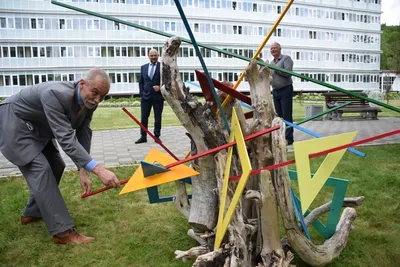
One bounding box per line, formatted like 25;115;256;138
140;99;164;137
18;141;73;236
272;84;294;142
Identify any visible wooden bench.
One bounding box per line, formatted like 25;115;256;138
322;92;381;121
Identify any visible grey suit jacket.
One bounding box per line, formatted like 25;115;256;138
0;81;94;167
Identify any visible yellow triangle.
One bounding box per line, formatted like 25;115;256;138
293;131;357;213
119;148;199;195
214;110;252;249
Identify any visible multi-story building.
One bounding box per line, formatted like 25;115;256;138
0;0;382;97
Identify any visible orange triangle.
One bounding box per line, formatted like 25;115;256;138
119;148;199;195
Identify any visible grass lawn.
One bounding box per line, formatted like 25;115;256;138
91;99;400;131
1;145;399;267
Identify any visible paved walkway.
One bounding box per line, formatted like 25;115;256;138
0;118;399;177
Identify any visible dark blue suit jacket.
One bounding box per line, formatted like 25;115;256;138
139;62;163;101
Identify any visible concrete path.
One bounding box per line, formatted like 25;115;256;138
0;118;399;177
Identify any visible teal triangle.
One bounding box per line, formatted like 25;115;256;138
289;170;349;239
141;161;170;177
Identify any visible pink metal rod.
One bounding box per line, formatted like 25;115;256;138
81;124;280;198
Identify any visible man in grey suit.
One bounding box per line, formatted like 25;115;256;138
0;68;120;244
270;42;294;145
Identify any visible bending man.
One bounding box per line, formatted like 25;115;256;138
0;68;120;244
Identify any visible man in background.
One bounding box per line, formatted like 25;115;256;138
269;42;294;145
0;68;120;244
135;49;164;144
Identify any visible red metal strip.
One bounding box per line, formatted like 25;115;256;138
165;125;280;169
195;70;252;111
122;107;179;161
229;128;400;181
82;124;280;198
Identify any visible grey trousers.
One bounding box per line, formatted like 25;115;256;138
18;141;74;236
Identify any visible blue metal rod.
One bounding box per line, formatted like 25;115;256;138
185;80;200;88
173;0;230;133
239;103;365;157
240;102;253;110
290;188;311;240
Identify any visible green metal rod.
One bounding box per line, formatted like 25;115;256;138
51;0;400;113
286;101;352;130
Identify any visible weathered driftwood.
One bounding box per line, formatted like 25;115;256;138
271;118;357;267
304;196;365;227
161;36;226;232
161;36;362;266
175;245;210;262
242;62;293;266
173;180;191;219
215;150;250;267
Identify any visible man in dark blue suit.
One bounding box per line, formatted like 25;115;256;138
135;49;164;144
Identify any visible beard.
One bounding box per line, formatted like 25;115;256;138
84;100;97;109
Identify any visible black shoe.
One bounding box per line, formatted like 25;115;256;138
155;136;161;142
287;139;294;146
135;137;147;144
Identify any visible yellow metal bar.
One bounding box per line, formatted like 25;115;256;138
218;0;295;113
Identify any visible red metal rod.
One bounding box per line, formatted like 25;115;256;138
83;128;399;198
82;107;181;198
165;125;280;169
229;128;400;181
81;179;130;198
122;107;179;161
81;124;280;198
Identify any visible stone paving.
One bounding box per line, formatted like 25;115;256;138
0;118;399;177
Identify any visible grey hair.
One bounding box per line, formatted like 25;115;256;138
271;42;281;49
85;68;110;87
148;48;159;55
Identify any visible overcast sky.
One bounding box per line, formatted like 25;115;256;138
381;0;400;25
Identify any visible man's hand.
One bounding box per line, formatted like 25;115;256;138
153;85;160;92
92;165;120;188
79;169;92;194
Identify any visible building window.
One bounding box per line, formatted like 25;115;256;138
2;47;8;57
59;19;65;29
19;75;26;86
0;17;7;28
31;18;37;29
10;47;16;57
17;47;24;57
37;18;44;29
233;25;242;35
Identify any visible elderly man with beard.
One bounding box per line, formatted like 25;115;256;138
0;68;120;244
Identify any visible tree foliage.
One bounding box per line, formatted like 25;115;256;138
381;24;400;71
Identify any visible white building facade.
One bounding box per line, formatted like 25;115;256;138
0;0;382;96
